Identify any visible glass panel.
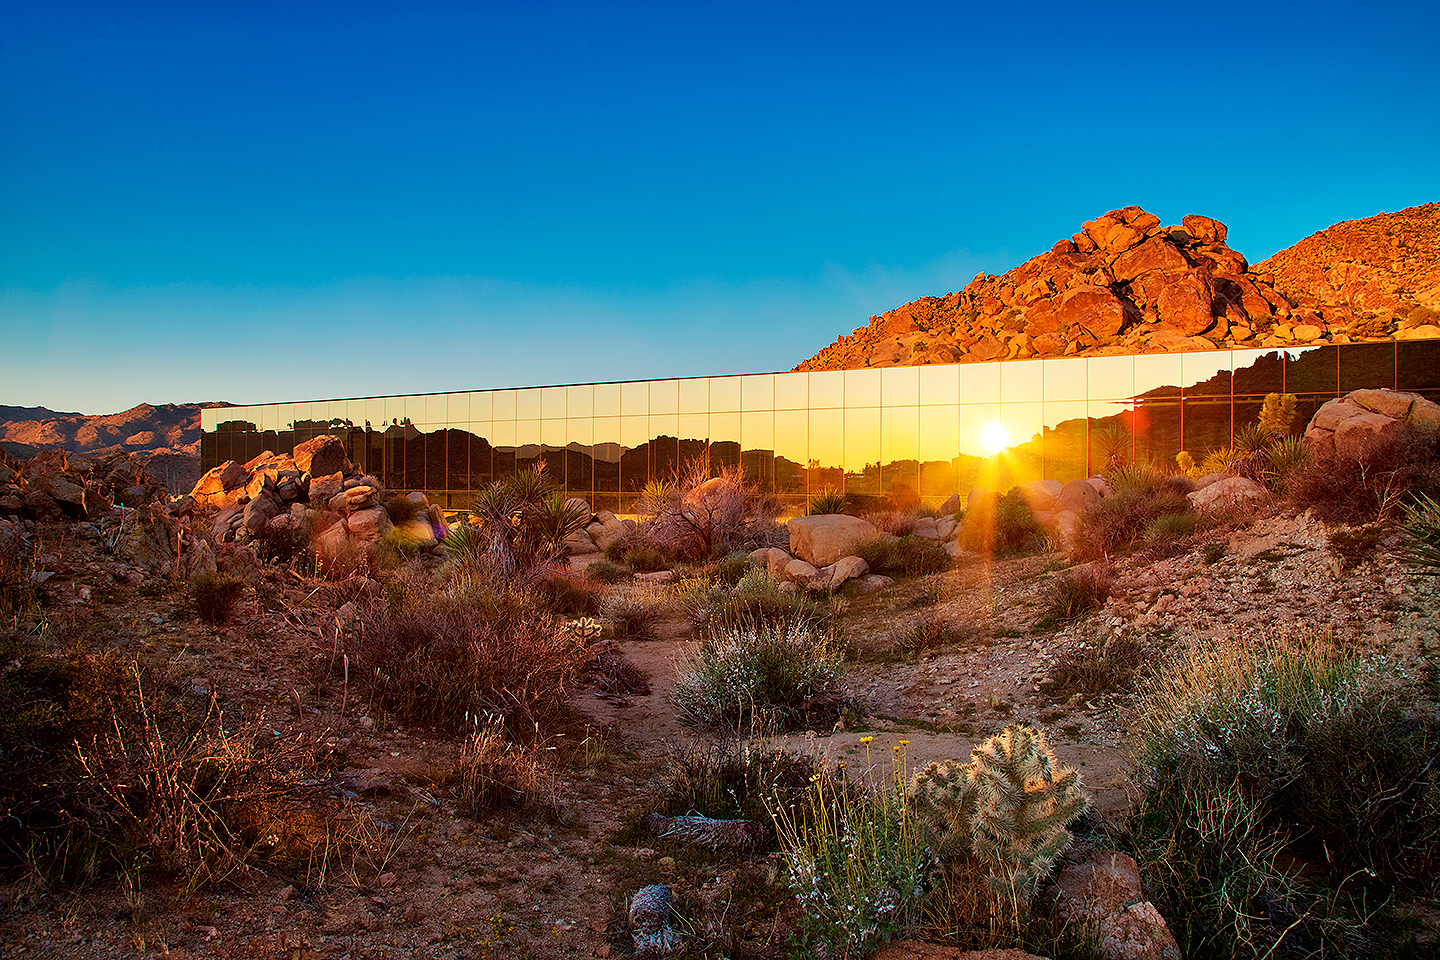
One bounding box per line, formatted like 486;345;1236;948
490;420;516;453
1043;357;1088;402
1397;339;1440;393
566;384;593;418
492;390;516;421
468;423;492;489
1181;397;1232;458
741;410;774;489
594;383;621;417
774;410;808;481
1284;345;1339;395
845;368;881;406
1043;401;1089;480
919;404;960;466
881;366;920;406
1135;399;1181;467
540;418;568;452
565;418;594;496
1231;348;1286;397
808;409;844;494
741;374;775;411
1339;341;1396;393
919;364;960;407
621;381;649;416
709;376;741;412
959;362;1001;404
426;394;448;428
540;386;567;420
468;391;492;422
1089;402;1133;474
774;372;809;410
365;397;387;430
1085;355;1134;401
516;388;541;421
1001;359;1044;403
1181;351;1232;396
710;412;741;471
515;418;542;472
650;379;679;416
845;407;880;496
960;403;1000;459
678;414;708;446
650;414;680;481
775;410;807;494
881;404;919;464
1135;354;1182;399
809;370;844;408
678;377;708;414
592;417;621;495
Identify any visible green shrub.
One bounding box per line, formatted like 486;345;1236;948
1143;511;1198;556
191;571;245;627
584;558;628;584
672;614;849;732
992;490;1049;556
600;590;666;642
703;569;832;634
1131;630;1440;957
807;489;848;516
655;740;824;829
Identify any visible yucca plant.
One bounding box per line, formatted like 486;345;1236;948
528;491;592;548
807;488;848;516
1397;492;1440;573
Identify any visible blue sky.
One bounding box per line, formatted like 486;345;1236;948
3;1;1437;413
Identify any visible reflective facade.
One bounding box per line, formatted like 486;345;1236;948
202;341;1440;512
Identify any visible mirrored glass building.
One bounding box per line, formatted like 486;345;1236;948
202;340;1440;512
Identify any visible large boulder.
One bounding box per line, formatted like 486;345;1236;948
1304;388;1440;458
1048;850;1182;960
345;505;394;542
291;435;350;479
1056;478;1101;514
782;558;827;591
1188;475;1267;514
788;514;878;567
824;555;869;591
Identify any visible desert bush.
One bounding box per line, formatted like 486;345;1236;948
1287;426;1440;523
655;739;825;829
348;586;590;731
382;493;423;525
807;488;848;516
530;567;602;617
600;590;666;642
1044;633;1144;697
620;542;671;572
459;465;575;588
1142;511;1198;556
863;510;920;537
584;558;629;584
635;456;783;560
1130;630;1440;957
190;571;245;626
1397;492;1440;573
958;489;1048;557
700;568;832;634
900;613;979;657
847;533;951;577
1256;392;1299;439
672;614;849;732
772;742;930;957
712;550;751;586
1074;465;1193;560
1034;564;1111;629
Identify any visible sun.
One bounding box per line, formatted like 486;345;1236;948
978;420;1011;455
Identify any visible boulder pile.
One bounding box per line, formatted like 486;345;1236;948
797;207;1402;372
0;447;172;522
1303;388;1440;458
189;435;449;577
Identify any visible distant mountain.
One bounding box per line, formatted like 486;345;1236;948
0;404;82;422
796;203;1440;371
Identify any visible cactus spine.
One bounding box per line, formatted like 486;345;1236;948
907;723;1088;899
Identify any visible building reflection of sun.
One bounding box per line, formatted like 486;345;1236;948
978;421;1011;455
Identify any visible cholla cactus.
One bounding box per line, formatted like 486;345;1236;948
907;723;1088;899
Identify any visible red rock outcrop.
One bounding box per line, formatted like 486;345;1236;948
796;204;1438;371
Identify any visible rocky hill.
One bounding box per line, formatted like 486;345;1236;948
0;402;219;494
796;203;1440;371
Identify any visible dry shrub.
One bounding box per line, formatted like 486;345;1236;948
1074;466;1194;560
846;533;951;577
348;586;591;731
635;456;783;561
1045;632;1144;697
584;558;629;584
1034;563;1112;630
382;493;423;525
531;567;602;616
601;590;668;642
1287;427;1440;523
190;571;245;626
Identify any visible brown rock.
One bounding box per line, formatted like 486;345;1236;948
242;493;282;534
345;505;393;542
788;514;879;567
1181;213;1227;244
292;435;349;478
1188;476;1268;513
1110;237;1190;283
1087;216;1143;254
308;471;346;504
1155;273;1215;336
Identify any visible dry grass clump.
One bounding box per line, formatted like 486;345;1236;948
348;585;591;732
1286;427;1440;524
450;716;555;815
654;740;824;830
847;533;951;578
1032;564;1112;631
861;510;920;537
0;629;323;890
1130;629;1440;957
1044;633;1144;698
530;567;603;617
600;589;671;642
1074;465;1194;560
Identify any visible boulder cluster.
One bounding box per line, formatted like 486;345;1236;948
189;435;449;577
1304;388;1440;458
797;206;1432;372
0;447;172;521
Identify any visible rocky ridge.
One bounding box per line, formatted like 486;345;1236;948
797;204;1439;371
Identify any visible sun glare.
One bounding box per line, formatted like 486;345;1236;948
978;420;1011;455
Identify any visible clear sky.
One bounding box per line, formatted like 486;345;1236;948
3;0;1437;414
